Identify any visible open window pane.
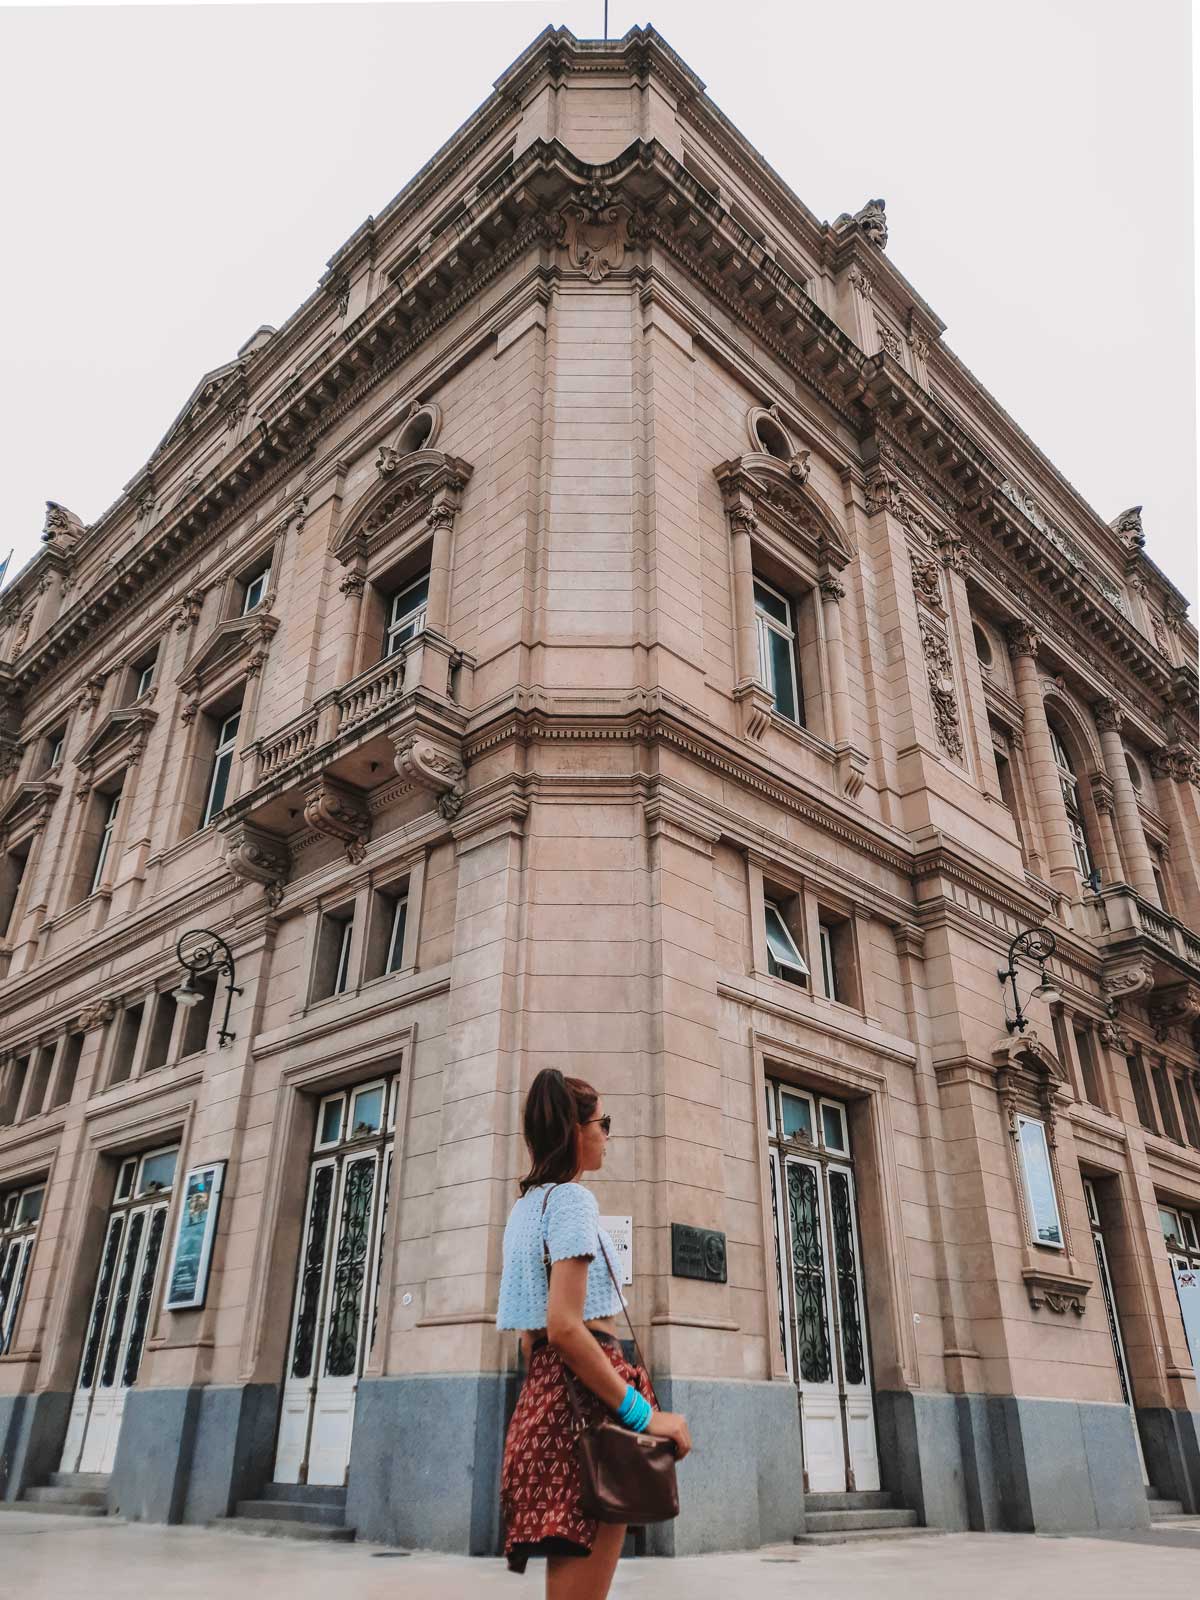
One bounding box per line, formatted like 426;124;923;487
334;922;354;995
765;902;808;979
242;567;271;614
137;1148;178;1195
349;1085;384;1139
1017;1117;1064;1249
317;1095;345;1149
384;574;430;657
386;897;408;973
779;1091;814;1143
203;711;241;826
767;628;798;721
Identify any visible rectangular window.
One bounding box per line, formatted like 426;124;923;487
1073;1027;1105;1109
108;1002;144;1088
142;991;177;1073
132;656;157;701
179;976;217;1057
23;1047;54;1121
313;910;356;1001
816;911;859;1008
1160;1207;1184;1248
1017;1115;1065;1249
0;1057;28;1127
51;1034;83;1109
202;710;241;827
386;895;408;974
764;900;808;985
819;923;838;1002
1152;1060;1183;1142
753;578;803;725
0;844;29;939
45;729;65;770
1127;1054;1157;1133
1175;1072;1200;1150
334;920;354;995
383;573;430;658
90;790;121;894
242;565;271;614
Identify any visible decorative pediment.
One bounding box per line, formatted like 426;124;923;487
0;779;60;844
177;610;279;698
714;456;853;570
74;706;157;779
152;357;245;458
331;451;473;569
991;1030;1069;1137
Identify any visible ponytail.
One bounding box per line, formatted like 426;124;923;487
519;1068;598;1194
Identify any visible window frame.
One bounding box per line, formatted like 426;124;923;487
1016;1114;1066;1251
1048;724;1094;881
90;790;122;895
382;572;430;659
241;564;272;616
202;708;242;828
753;576;803;726
764;898;809;985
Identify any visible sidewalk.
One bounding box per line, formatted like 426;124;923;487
3;1512;1198;1600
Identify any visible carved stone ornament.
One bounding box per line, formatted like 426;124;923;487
909;549;943;609
302;774;371;862
1092;697;1123;735
180;699;200;726
918;613;964;759
78;997;116;1031
1100;960;1155;1002
392;734;466;820
835;743;869;800
1149;981;1200;1043
1005;621;1040;661
1111;506;1145;549
876;321;902;360
42;500;83;549
1097;1018;1130;1053
221;820;289;907
78;673;106;711
1088;771;1116;816
847;264;874;301
559;182;634;283
863;467;901;518
339;571;366;598
818;572;847;604
908;325;931;362
936;528;967;573
377;444;402;478
173;588;205;632
1027;1283;1086;1316
856;197;889;247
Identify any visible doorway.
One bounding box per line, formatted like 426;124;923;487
273;1075;397;1485
766;1081;879;1493
60;1146;178;1475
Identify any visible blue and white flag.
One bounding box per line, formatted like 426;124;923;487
0;550;11;591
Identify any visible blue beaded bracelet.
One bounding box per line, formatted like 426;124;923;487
616;1384;652;1433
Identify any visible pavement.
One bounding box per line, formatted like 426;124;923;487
2;1512;1199;1600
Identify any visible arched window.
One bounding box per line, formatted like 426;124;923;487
1048;722;1094;881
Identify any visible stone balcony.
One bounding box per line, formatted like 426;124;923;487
1089;883;1200;1034
217;630;472;901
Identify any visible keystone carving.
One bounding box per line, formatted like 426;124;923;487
302;775;371;863
559;183;634;282
221;821;289;908
392;735;466;820
78;997;116;1031
918;613;964;759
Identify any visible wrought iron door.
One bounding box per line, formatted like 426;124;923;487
767;1085;879;1493
274;1084;394;1486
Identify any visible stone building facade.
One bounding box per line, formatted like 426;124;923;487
0;25;1198;1554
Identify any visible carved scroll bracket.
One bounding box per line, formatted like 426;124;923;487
558;182;635;282
392;734;466;820
220;820;289;909
302;774;371;864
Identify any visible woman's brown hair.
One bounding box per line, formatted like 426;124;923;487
519;1068;598;1194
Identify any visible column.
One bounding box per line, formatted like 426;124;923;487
1005;625;1080;904
1153;752;1200;932
730;507;758;690
1094;698;1160;904
819;570;851;746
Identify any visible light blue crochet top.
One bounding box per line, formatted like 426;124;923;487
496;1182;624;1330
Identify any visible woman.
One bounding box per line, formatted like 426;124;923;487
497;1068;692;1595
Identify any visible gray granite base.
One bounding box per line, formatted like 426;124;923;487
346;1373;517;1553
879;1391;1149;1533
110;1383;279;1524
641;1378;804;1555
0;1390;72;1502
1136;1405;1200;1513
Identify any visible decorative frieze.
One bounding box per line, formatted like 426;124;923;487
918;612;964;760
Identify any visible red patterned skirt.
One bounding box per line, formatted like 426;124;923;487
501;1331;655;1573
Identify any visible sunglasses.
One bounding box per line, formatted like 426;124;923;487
584;1115;612;1135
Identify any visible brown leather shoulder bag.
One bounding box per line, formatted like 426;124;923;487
540;1185;680;1525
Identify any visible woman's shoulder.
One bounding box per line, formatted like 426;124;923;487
547;1181;598;1217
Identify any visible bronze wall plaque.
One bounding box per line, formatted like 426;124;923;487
671;1223;727;1283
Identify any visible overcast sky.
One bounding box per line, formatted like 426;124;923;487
1;0;1194;605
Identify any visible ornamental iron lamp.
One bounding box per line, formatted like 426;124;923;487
173;928;242;1048
998;927;1061;1034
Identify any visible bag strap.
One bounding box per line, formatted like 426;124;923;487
540;1184;661;1414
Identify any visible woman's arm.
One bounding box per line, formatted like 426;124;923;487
544;1256;628;1409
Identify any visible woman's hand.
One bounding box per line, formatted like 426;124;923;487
646;1409;692;1460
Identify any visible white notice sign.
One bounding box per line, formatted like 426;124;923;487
599;1215;633;1286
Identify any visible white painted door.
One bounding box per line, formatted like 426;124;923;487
782;1154;846;1492
61;1199;170;1475
768;1085;880;1494
274;1108;393;1485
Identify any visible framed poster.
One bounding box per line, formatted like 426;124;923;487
598;1215;633;1285
163;1160;226;1311
1016;1117;1064;1250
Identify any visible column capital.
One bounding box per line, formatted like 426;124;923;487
1005;621;1039;660
1092;697;1124;735
818;572;846;603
